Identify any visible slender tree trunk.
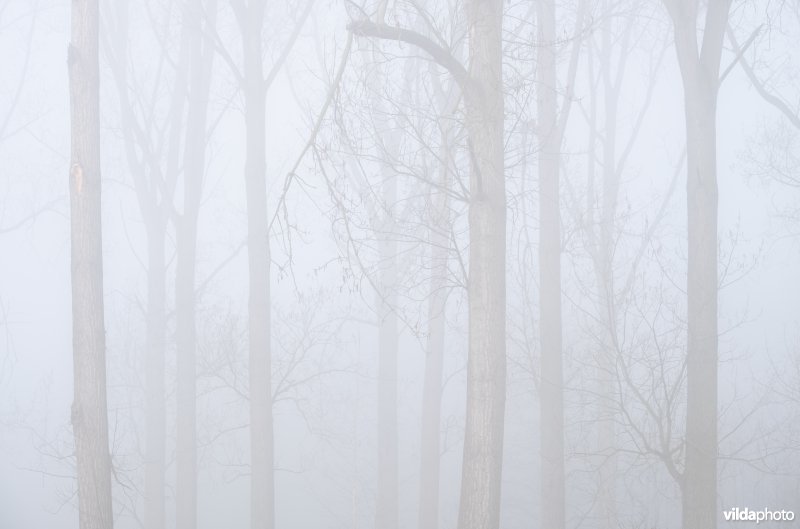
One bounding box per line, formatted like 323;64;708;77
595;16;621;528
457;1;506;528
375;254;398;529
418;286;444;529
345;4;506;527
68;0;114;528
536;1;565;528
663;2;730;527
176;2;216;528
240;2;274;528
376;135;399;529
145;223;166;529
681;74;720;529
418;126;450;529
107;6;174;528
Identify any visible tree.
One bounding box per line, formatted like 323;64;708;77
370;65;401;529
236;3;275;526
105;4;188;526
68;0;114;527
660;1;731;527
419;58;461;529
349;0;507;526
176;2;217;528
227;1;315;527
318;19;464;527
534;2;585;528
572;4;668;526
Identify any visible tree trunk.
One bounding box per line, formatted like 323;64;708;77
176;2;216;528
376;262;398;529
145;222;166;529
681;74;720;529
663;2;730;527
457;1;506;528
345;4;506;527
594;15;621;528
536;1;565;528
68;0;114;527
375;138;399;529
418;119;452;529
106;6;172;528
240;2;274;528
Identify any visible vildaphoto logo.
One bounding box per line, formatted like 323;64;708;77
723;507;795;524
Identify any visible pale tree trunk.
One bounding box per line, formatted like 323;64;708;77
237;2;274;528
418;84;455;529
662;1;730;528
536;1;565;527
106;6;184;526
105;7;174;527
176;1;216;528
347;2;507;526
145;222;166;529
375;244;398;529
418;271;445;529
68;0;114;528
593;13;624;528
375;129;399;529
682;82;720;529
457;1;506;528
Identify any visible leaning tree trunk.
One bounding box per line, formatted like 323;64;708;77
68;0;114;528
663;1;730;527
457;1;507;529
536;1;565;528
239;2;274;528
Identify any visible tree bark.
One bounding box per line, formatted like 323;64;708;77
457;2;507;529
68;0;114;527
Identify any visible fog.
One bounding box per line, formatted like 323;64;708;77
1;1;799;528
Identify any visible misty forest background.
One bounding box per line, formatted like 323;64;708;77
1;0;799;528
